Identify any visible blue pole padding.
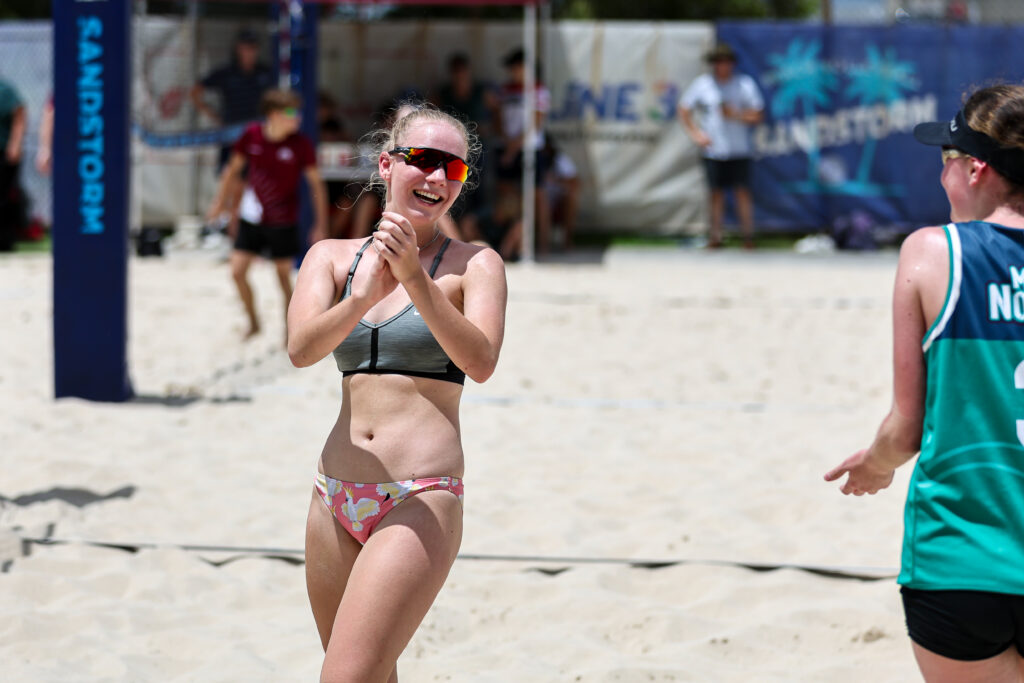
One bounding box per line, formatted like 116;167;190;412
292;0;319;261
52;0;133;401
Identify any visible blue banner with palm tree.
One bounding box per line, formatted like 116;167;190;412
717;22;1024;236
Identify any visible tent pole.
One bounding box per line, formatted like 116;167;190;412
187;0;200;217
521;2;537;264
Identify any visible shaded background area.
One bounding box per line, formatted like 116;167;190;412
6;0;1024;240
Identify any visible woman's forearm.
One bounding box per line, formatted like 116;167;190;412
866;406;922;472
402;270;500;383
288;295;372;368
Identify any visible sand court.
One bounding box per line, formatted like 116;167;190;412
1;246;920;681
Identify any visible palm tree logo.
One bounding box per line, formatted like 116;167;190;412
765;38;838;188
843;45;918;193
763;40;919;197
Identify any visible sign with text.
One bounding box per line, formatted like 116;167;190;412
53;0;133;400
718;22;1024;232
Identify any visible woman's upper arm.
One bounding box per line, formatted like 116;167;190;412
461;247;508;351
890;227;949;425
288;241;339;328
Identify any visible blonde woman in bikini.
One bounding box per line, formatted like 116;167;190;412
287;103;507;682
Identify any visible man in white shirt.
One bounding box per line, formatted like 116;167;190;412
678;42;764;249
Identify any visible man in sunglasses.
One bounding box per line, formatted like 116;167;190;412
207;89;328;343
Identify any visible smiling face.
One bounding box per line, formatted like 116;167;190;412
380;119;468;228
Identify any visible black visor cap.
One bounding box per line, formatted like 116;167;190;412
913;117;955;147
913;110;1024;185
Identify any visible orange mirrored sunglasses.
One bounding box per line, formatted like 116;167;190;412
389;147;469;183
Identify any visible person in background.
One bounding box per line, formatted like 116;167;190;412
433;52;494;139
825;84;1024;682
493;47;552;260
542;137;580;252
207;89;327;343
317;91;365;241
0;77;25;252
318;91;348;145
432;52;497;244
35;96;53;176
678;42;763;249
192;29;275;234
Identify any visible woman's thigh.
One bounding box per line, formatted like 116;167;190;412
322;490;463;679
913;643;1024;683
305;491;362;650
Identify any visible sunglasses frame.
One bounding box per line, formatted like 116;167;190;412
941;147;971;165
389;147;469;183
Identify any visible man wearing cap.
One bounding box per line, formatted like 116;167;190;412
192;30;276;239
678;42;764;249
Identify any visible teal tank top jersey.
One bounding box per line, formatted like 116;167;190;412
900;221;1024;593
332;237;465;385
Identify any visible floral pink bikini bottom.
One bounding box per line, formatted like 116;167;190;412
314;472;464;544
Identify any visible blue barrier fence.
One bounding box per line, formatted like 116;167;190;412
132;122;250;149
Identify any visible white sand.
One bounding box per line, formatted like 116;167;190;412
0;244;921;681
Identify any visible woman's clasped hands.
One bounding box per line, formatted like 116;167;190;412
371;211;432;284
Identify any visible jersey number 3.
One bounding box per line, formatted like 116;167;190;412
1015;360;1024;447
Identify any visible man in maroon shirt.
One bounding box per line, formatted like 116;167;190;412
208;89;327;341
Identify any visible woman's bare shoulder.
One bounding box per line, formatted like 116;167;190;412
899;226;949;264
897;226;950;305
306;237;369;266
445;239;504;272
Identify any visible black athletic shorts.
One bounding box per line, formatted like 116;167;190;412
702;157;752;189
901;586;1024;660
234;220;299;260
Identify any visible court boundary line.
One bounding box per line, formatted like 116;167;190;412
13;535;896;581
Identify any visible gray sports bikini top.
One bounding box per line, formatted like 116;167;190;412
332;237;465;385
